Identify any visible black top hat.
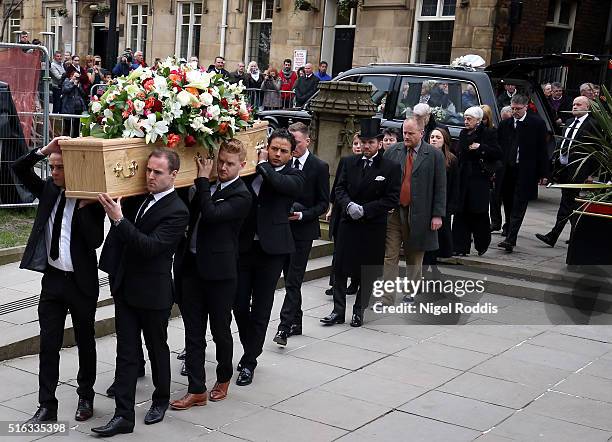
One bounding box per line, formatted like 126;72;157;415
359;118;384;140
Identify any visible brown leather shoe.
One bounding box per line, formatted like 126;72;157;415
169;393;207;410
209;381;230;402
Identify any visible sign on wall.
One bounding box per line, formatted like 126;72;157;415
293;49;307;69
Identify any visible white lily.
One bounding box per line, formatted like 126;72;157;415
90;101;102;113
153;75;170;97
133;100;145;115
122;115;145;138
177;89;198;107
141;114;169;144
168;100;183;118
200;92;214;106
103;108;114;122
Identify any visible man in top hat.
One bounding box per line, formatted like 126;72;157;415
321;118;401;327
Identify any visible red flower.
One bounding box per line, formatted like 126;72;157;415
220;98;229;109
152;99;163;113
167;134;181;148
142;78;155;91
145;97;156;109
184;135;197;147
218;122;229;135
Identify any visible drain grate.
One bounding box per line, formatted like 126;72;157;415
0;276;110;316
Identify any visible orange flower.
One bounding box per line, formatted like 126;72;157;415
168;73;181;83
186;87;199;96
218;122;229;135
167;133;181;148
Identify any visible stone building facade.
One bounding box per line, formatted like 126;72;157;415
5;0;611;76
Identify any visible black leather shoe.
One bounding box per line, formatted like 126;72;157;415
24;407;57;425
273;330;288;346
320;312;344;325
236;362;243;372
288;324;302;336
535;233;556;247
144;403;168;425
91;416;134;436
497;240;514;252
75;398;93;422
350;314;362;327
236;368;254;386
346;282;359;295
325;288;333;296
180;362;188;377
177;348;186;360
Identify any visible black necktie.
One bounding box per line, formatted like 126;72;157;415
293;158;300;169
50;191;66;261
135;193;154;223
560;118;580;157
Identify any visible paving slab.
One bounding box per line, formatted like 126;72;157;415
437;372;543;409
427;328;519;355
488;410;612;442
553;372;612;403
288;340;387;370
395;341;492;371
526;331;612;357
362;355;462;389
502;342;594;371
527;391;612;431
324;327;414;354
337;411;481;442
399;390;515;432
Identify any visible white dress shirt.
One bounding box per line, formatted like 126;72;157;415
46;192;76;271
513;113;527;163
560;114;588;165
293;149;310;170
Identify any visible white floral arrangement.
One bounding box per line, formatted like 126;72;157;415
430;106;447;122
450;54;487;69
83;56;253;150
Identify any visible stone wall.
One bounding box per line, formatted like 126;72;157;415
450;0;498;63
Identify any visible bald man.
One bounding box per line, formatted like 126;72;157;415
294;63;319;107
536;96;597;247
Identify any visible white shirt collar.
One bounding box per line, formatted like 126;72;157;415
575;113;588;124
515;113;527;124
362;152;378;161
275;164;285;172
296;149;310;166
218;175;239;190
152;187;174;201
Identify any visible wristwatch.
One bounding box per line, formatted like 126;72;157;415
112;217;124;227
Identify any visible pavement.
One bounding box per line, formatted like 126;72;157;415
0;187;611;441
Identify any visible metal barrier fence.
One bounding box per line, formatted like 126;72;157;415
244;88;297;110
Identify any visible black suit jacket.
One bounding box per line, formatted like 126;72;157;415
174;177;252;284
99;191;189;310
294;75;319;106
552;115;597;183
239;162;305;255
290;152;330;241
498;113;549;200
12;149;105;297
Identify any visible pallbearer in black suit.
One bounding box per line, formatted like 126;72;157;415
321;119;401;327
12;137;105;424
234;129;305;386
536;96;597;247
273;122;329;346
92;148;189;436
170;140;252;410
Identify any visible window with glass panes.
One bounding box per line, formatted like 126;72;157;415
247;0;273;70
46;8;63;52
176;2;202;60
412;0;456;64
128;4;148;57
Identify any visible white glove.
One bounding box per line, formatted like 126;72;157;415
347;202;364;220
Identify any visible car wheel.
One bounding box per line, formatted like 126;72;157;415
266;121;278;137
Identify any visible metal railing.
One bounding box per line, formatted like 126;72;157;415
244;88;298;110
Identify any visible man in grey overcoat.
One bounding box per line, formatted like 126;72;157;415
383;116;446;303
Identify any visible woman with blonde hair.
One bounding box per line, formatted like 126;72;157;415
480;104;494;128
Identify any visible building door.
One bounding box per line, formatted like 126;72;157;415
93;27;108;58
332;28;354;77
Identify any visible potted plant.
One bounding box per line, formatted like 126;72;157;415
56;8;69;18
96;3;111;14
337;0;361;16
295;0;315;11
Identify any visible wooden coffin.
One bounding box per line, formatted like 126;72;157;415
60;121;268;199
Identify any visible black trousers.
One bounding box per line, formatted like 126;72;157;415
113;296;170;422
452;212;491;255
279;239;313;332
549;188;580;241
489;165;506;228
181;252;236;393
233;241;286;371
38;267;97;410
501;166;518;229
505;183;530;246
333;269;375;318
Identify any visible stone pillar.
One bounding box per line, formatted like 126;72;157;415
309;81;376;181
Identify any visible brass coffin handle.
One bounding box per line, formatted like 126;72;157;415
113;160;139;178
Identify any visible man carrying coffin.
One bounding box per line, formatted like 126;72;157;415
12;136;105;424
93;148;189;436
233;129;305;386
170;140;252;409
321;119;401;327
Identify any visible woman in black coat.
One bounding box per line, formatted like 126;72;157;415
60;71;86;137
452;106;502;256
423;126;459;265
